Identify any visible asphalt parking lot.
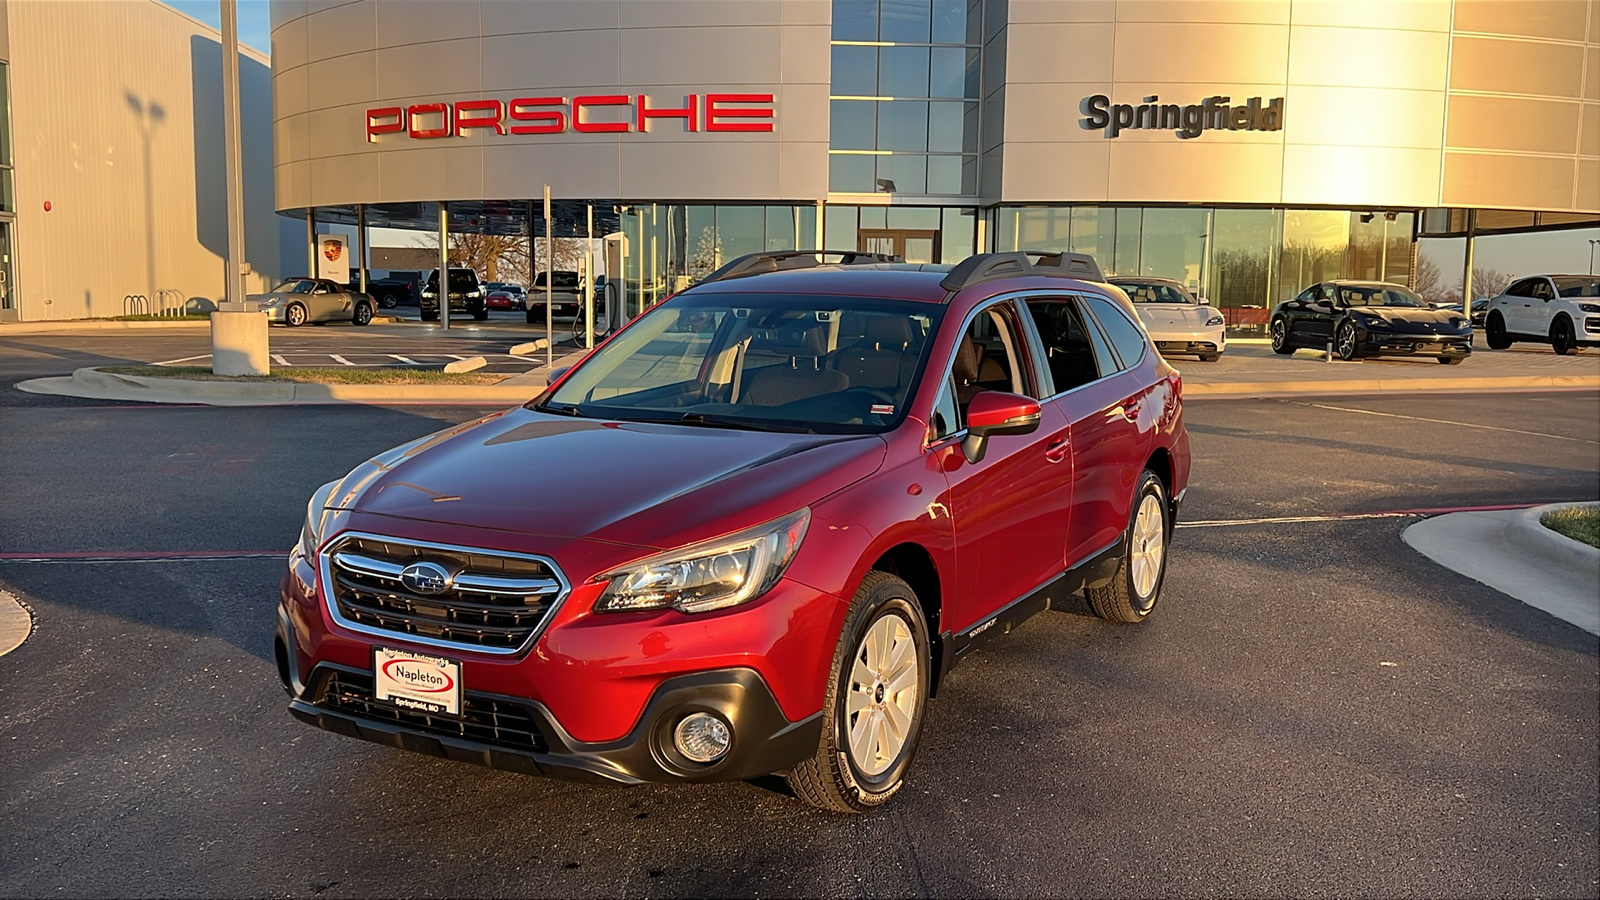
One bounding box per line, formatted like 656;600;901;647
0;335;1596;896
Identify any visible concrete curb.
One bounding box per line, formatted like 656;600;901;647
1185;374;1600;398
1506;502;1600;573
442;356;487;373
0;314;403;335
15;367;540;406
0;590;32;657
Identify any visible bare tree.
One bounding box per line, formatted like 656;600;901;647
1412;258;1514;304
1472;267;1513;299
411;231;528;282
1412;255;1445;299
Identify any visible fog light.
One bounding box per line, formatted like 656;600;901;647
673;712;731;763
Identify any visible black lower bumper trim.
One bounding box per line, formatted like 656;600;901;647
288;663;821;785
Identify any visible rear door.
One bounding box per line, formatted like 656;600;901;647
1500;278;1534;333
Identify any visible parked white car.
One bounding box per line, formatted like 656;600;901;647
1484;275;1600;355
1107;277;1226;361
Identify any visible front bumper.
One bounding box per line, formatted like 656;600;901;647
1147;326;1225;358
275;536;837;784
1360;331;1473;358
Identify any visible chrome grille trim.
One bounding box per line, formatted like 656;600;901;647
318;532;570;657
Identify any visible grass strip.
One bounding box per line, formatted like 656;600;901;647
1540;506;1600;549
100;366;507;386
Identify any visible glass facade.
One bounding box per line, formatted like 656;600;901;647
0;61;13;314
617;204;819;314
998;205;1417;335
829;0;981;197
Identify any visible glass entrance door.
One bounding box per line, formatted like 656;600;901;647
0;220;14;318
858;228;940;263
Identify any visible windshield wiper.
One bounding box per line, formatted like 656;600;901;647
538;403;587;417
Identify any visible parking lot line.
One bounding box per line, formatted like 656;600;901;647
153;355;212;366
329;355;354;366
389;355;418;364
1292;401;1600;444
271;354;290;366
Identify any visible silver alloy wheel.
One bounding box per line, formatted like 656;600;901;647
1270;319;1286;350
1338;322;1357;358
845;613;918;778
286;303;307;326
1130;493;1166;601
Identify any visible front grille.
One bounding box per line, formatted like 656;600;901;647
323;534;566;653
1585;318;1600;334
315;668;549;753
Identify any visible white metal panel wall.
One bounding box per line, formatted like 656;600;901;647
272;0;832;210
8;0;288;321
992;0;1598;213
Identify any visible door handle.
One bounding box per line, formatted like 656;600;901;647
1045;436;1069;464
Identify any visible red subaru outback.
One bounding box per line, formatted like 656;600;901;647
276;251;1191;813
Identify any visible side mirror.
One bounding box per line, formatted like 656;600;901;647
960;391;1042;465
546;366;570;386
1197;296;1210;306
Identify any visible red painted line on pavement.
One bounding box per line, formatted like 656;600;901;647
0;550;285;562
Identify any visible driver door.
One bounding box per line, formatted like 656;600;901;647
1301;283;1337;346
930;300;1073;635
1526;278;1557;335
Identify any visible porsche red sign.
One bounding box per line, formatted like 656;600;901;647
366;94;775;141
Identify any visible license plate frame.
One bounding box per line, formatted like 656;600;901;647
373;646;462;717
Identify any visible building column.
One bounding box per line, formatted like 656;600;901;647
306;206;317;278
356;204;368;294
1461;209;1477;309
438;201;449;331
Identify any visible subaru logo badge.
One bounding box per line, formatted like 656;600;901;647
400;561;451;595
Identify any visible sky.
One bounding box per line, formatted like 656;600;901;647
158;2;1597;284
164;0;272;53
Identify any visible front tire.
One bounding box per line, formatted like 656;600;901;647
1485;312;1512;349
1198;353;1220;362
1437;356;1464;365
1551;317;1576;355
786;572;929;814
1336;320;1361;360
421;308;439;322
1270;318;1293;354
284;302;307;327
1087;470;1169;624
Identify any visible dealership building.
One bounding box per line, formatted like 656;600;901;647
270;0;1600;329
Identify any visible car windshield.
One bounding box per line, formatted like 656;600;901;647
1338;285;1424;308
273;279;315;294
1113;282;1195;304
426;269;477;285
1554;277;1600;298
538;293;941;434
535;272;581;290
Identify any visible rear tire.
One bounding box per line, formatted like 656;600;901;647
786;572;929;814
1437;356;1463;365
1270;318;1293;354
1198;353;1220;362
1551;317;1576;355
352;302;373;326
1087;470;1169;624
1485;312;1512;349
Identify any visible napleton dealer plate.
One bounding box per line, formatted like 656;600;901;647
373;647;462;716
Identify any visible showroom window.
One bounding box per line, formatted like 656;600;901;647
829;0;981;197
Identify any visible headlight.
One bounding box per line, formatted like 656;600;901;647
469;289;483;298
298;480;339;559
422;289;436;299
1204;314;1224;327
258;297;282;307
594;509;810;614
1579;303;1600;314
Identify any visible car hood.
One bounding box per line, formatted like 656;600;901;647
247;292;293;303
1349;306;1466;330
328;407;888;551
1134;304;1214;327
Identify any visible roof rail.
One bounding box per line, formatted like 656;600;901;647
939;251;1105;292
697;250;903;285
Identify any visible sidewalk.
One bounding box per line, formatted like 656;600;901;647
1404;503;1600;636
0;590;30;657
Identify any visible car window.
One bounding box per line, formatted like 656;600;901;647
1554;277;1600;298
952;303;1033;416
1114;282;1192;304
542;293;940;435
1505;279;1532;298
1531;280;1555;301
273;279;314;294
1024;297;1107;395
536;272;582;290
1336;285;1424;307
1083;295;1148;369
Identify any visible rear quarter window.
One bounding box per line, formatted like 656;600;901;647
1084;294;1148;369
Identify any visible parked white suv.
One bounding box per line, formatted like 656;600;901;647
1484;275;1600;355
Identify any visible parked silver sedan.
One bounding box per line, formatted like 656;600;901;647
251;278;376;327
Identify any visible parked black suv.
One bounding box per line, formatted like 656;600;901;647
421;268;487;321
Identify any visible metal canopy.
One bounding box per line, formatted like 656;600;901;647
283;201;622;238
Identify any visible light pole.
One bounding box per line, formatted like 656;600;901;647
1589;239;1598;275
209;0;268;376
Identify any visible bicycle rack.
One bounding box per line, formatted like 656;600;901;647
156;289;185;316
123;294;149;315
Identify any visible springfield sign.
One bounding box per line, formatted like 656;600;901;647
1081;94;1284;139
366;93;774;141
